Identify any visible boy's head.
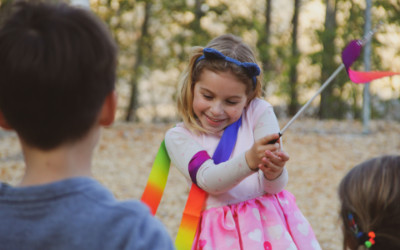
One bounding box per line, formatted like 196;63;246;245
0;0;117;150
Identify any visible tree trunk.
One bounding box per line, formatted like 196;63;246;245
319;0;337;119
126;1;152;122
288;0;301;116
264;0;272;59
261;0;272;96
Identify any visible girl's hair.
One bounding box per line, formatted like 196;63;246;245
338;155;400;250
176;34;262;133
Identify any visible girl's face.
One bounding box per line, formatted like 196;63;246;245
193;69;248;135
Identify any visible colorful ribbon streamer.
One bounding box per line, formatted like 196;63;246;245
341;39;400;83
175;184;207;249
141;140;170;215
141;139;204;249
141;117;242;249
174;116;242;249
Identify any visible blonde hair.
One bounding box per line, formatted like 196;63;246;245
338;155;400;250
176;34;262;133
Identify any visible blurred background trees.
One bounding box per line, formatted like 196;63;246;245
1;0;399;123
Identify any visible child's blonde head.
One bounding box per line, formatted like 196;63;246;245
176;34;262;133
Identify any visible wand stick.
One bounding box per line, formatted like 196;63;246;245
269;22;383;144
279;63;345;136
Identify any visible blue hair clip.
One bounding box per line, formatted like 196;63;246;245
196;47;261;88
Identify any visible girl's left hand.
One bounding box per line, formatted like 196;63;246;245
258;150;289;180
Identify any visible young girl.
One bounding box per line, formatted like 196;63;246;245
339;155;400;250
165;34;321;249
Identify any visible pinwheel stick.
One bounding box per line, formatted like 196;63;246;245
279;63;345;136
268;22;383;144
267;64;345;145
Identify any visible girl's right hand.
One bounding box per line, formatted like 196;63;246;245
245;133;281;171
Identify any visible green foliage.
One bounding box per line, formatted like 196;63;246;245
89;0;400;121
1;0;398;121
375;1;400;25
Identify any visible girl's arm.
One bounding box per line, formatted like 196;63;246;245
165;129;254;194
165;103;288;195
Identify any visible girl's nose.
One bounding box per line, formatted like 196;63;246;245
210;102;224;116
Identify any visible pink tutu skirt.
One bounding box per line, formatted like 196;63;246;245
192;190;321;250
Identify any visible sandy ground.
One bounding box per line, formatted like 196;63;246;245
0;119;399;249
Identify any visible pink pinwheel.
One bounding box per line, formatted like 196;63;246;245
341;39;400;83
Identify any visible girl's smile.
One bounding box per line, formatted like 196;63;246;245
193;69;248;135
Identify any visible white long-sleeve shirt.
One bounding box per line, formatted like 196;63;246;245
165;98;288;209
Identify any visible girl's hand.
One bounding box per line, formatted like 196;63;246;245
258;150;289;180
245;133;281;171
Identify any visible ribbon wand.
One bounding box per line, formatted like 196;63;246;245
277;63;344;137
269;22;383;144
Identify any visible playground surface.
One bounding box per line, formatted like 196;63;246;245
0;119;399;250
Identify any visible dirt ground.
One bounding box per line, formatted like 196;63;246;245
0;119;399;249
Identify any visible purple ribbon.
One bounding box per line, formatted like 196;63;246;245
188;116;242;185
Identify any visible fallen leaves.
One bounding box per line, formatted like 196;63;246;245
0;119;399;249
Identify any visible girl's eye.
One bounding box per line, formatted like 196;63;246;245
203;94;212;100
226;100;238;105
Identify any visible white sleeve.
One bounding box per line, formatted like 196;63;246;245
165;129;254;195
253;105;280;141
253;106;288;194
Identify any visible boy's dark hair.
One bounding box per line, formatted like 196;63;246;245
0;0;117;150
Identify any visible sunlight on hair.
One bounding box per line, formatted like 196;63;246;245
70;0;91;9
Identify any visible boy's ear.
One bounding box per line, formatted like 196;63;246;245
99;91;117;126
0;111;13;130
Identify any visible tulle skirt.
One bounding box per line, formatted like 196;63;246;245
192;190;321;250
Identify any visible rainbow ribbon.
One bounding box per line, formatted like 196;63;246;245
342;39;400;83
142;117;242;249
141;140;170;215
175;184;207;249
141;140;206;249
174;117;242;249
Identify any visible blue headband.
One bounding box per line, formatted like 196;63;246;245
195;47;261;88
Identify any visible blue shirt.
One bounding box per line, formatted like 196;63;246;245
0;177;174;250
